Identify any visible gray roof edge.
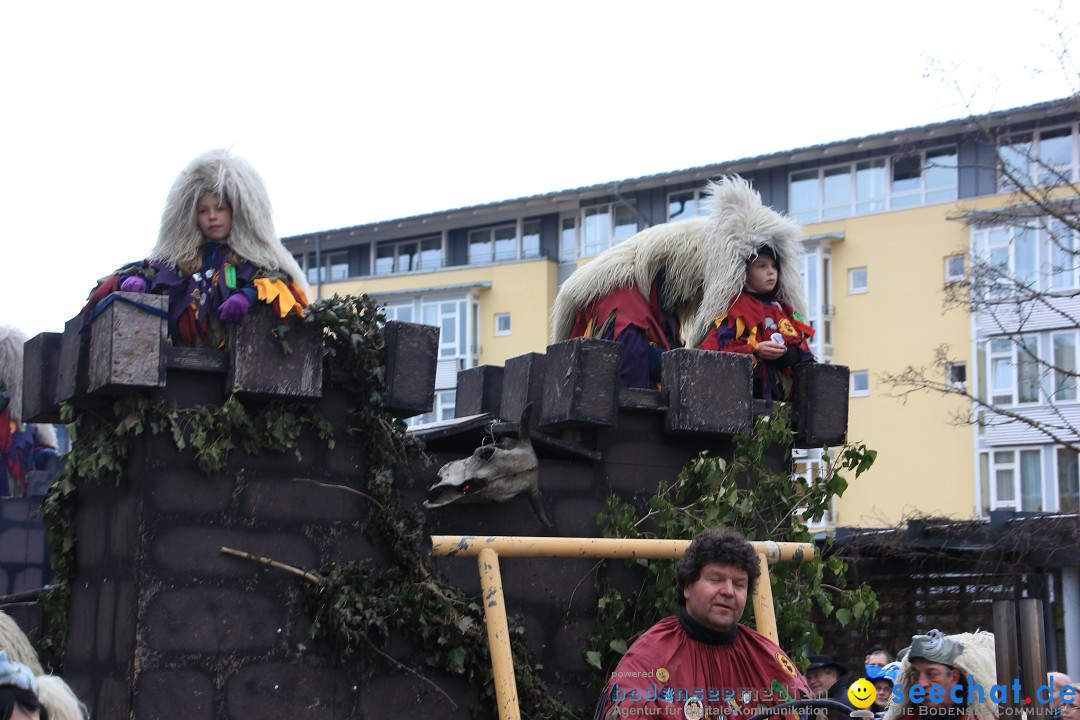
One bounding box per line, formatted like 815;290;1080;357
285;96;1080;243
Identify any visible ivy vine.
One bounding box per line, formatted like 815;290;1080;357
40;293;574;719
584;405;879;698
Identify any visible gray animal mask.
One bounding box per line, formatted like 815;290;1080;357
425;404;551;526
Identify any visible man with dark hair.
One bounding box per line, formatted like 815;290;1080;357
594;528;811;720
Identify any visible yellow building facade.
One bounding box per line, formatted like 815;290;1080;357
284;97;1080;530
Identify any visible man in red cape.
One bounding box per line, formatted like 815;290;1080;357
595;529;811;720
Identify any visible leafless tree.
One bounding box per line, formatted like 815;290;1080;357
883;15;1080;458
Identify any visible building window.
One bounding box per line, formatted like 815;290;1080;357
667;189;712;221
423;299;470;359
494;313;511;336
984;448;1044;511
972;221;1078;296
560;217;578;262
1052;331;1078;401
788;145;958;223
986;336;1040;405
410;390;457;427
792;448;835;527
582;203;638;257
848;267;868;294
383;303;414;323
374;237;442;275
469;220;543;264
1057;447;1079;511
947;362;967;390
944;254;965;283
306;250;350;284
999;122;1078;189
850;371;869;397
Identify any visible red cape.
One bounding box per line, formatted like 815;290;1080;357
596;617;811;719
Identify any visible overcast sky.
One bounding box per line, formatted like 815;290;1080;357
3;0;1078;337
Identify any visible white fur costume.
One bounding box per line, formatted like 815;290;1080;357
1;610;88;720
883;631;998;720
551;176;808;349
154;148;310;296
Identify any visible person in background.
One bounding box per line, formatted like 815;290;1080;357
867;661;901;719
1048;673;1074;719
0;650;47;720
865;645;895;669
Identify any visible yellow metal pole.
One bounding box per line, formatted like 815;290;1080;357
751;549;779;644
477;547;520;720
432;535;814;563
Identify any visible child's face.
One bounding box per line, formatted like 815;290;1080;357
197;193;233;241
745;255;778;294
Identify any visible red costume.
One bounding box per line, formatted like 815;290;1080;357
699;292;815;402
570;281;681;389
595;611;811;720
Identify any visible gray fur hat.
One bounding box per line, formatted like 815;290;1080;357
152;149;309;294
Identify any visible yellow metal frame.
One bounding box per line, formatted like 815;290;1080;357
431;535;815;720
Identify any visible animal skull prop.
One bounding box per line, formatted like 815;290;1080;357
424;404;551;527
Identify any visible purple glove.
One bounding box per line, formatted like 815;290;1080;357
218;293;253;324
120;276;147;293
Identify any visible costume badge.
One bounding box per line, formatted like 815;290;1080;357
775;651;798;677
656;667;670;683
684;697;705;720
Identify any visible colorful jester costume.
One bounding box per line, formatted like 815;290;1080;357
594;610;811;720
569;280;681;388
0;324;60;497
699;291;815;402
82;149;309;348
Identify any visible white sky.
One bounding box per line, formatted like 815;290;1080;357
2;0;1078;337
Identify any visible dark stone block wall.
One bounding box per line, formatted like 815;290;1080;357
61;374;484;720
17;313;847;719
0;495;52;596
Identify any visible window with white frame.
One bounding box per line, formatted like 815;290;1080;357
999;123;1078;189
559;217;578;262
1057;446;1079;511
667;189;712;221
410;390;458;426
944;254;965;283
1051;330;1078;401
982;447;1044;511
850;371;869;397
383;303;414;323
468;220;542;264
972;221;1078;296
494;313;511;336
986;336;1040;405
306;250;350;284
581;203;638;257
423;299;470;359
375;237;442;275
792;448;835;527
848;267;868;294
788;145;958;223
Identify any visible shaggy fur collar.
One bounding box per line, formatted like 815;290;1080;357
153;149;309;294
551;176;808;348
0;324;26;420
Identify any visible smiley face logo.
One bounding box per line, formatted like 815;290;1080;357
656;667;670;683
847;678;877;709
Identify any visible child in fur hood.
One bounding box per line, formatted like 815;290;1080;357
82;149;310;348
698;243;815;402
